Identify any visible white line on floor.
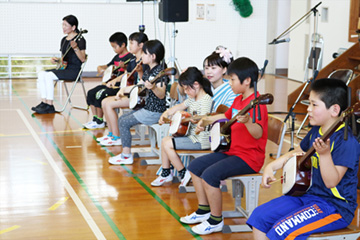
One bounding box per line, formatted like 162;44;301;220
16;109;106;240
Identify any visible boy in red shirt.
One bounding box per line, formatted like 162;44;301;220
179;57;268;235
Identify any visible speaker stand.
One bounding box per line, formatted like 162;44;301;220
139;0;145;32
168;22;181;84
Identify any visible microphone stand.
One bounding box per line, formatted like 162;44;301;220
139;0;145;32
274;70;318;154
269;2;322;44
253;60;269;123
268;2;321;157
309;3;320;84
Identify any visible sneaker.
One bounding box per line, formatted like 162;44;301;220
108;154;133;165
191;220;224;235
96;135;112;142
83;120;94;128
100;137;122;146
83;121;105;129
180;212;210;224
31;102;46;111
35;104;56;114
151;174;173;187
179;170;191;188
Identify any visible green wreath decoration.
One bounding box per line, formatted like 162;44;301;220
232;0;253;18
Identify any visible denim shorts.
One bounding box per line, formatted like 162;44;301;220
172;136;202;150
133;108;162;125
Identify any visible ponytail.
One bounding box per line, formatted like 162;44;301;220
178;67;213;97
63;15;79;33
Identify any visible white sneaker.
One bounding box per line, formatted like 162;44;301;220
108;154;133;165
96;135;112;142
180;212;210;224
191;220;224;235
83;120;95;128
179;170;191;187
100;137;122;146
83;121;105;129
151;174;173;186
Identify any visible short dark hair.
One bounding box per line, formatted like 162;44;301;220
142;40;165;64
109;32;127;47
62;15;79;33
227;57;259;88
129;32;148;44
310;78;348;114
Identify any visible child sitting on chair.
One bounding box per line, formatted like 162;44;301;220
153;46;237;187
247;78;360;240
151;67;213;187
204;46;237;111
179;57;268;235
96;32;148;146
108;39;169;165
83;32;135;129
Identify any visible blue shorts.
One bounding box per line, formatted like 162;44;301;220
246;194;348;240
188;152;255;188
133;108;162;125
172;137;202;150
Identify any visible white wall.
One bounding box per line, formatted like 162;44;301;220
0;0;269;73
288;0;354;81
275;0;290;70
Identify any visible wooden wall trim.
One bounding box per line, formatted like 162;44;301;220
349;0;360;42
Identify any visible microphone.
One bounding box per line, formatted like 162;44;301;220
269;38;290;45
80;29;88;34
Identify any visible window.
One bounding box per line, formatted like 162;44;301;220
0;55;58;79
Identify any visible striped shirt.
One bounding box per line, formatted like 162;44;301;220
212;79;237;112
183;94;213;149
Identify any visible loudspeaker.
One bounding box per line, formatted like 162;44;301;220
159;0;189;22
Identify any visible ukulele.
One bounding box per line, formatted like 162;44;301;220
119;60;142;88
164;105;229;137
56;29;87;70
208;93;274;152
101;58;133;84
282;101;360;196
128;67;177;110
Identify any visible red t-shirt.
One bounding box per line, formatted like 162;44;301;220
223;92;268;172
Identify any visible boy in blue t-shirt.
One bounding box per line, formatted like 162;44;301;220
247;78;360;240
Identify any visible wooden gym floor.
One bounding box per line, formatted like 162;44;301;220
0;76;359;239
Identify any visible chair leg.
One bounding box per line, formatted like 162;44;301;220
132;125;150;146
56;79;88;112
55;81;74;112
139;124;170;165
70;78;89;111
296;113;309;140
222;175;262;233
